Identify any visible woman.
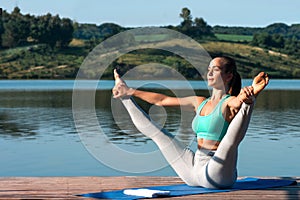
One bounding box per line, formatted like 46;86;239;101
112;56;269;188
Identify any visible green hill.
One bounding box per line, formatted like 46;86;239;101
1;38;299;79
202;41;300;78
1;7;300;79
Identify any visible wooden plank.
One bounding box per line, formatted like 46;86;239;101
0;177;298;199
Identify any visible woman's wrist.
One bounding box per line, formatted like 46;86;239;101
237;94;244;103
127;88;136;96
237;93;255;104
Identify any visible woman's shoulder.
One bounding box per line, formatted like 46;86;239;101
221;95;240;122
193;96;208;111
196;96;207;104
223;95;235;105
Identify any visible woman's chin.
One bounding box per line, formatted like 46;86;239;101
207;82;214;87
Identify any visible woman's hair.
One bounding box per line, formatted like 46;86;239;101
219;56;241;96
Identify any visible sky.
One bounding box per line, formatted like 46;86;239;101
1;0;300;28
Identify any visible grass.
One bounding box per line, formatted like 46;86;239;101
134;34;170;42
1;38;300;79
134;33;254;43
202;41;300;78
0;43;86;79
116;39;300;79
69;39;86;47
215;34;253;42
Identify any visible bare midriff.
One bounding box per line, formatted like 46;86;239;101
197;138;220;150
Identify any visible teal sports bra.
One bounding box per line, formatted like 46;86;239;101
192;95;230;141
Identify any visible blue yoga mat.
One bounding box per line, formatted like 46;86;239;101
79;177;296;199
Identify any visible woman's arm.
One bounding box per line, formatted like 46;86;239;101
227;71;269;114
112;69;204;111
132;89;204;110
225;72;269;121
225;86;255;122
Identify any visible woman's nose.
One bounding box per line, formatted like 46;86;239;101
207;69;213;76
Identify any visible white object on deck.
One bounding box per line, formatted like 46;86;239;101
123;188;170;197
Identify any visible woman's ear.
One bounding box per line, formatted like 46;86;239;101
225;73;233;83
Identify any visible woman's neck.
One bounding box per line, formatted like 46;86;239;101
211;89;227;101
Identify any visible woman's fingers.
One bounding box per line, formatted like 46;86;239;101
112;86;124;98
239;86;255;104
242;86;254;97
113;69;120;80
112;70;129;98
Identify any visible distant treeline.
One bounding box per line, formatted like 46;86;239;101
72;8;300;58
1;7;300;53
1;7;300;79
73;7;215;42
213;23;300;38
214;23;300;56
0;7;74;49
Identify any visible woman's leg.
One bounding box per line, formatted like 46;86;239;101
201;102;255;188
204;72;269;188
121;97;254;188
202;72;269;188
121;97;199;185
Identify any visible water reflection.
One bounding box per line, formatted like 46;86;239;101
245;90;300;141
0;91;76;141
0;88;299;176
0;89;299;143
0;109;38;139
255;90;300;110
249;109;300;140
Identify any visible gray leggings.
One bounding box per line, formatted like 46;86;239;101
121;97;254;188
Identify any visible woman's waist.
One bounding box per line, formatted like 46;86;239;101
197;138;220;151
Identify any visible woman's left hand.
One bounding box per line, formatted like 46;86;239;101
112;69;131;98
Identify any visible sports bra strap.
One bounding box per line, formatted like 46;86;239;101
196;95;230;115
196;98;209;114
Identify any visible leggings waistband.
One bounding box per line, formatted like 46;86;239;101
197;148;216;157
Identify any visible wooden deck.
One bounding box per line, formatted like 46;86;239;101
0;176;299;199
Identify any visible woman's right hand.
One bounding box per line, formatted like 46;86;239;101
112;69;132;98
237;86;255;104
237;72;269;104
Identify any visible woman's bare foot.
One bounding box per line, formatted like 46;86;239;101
252;72;269;97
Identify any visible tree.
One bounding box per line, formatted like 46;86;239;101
178;8;214;38
58;18;74;48
31;13;74;48
289;24;300;39
98;23;124;40
284;36;300;55
73;23;102;40
179;7;193;34
272;34;285;48
265;23;289;35
0;10;4;48
193;17;214;37
251;33;272;47
31;13;54;47
252;33;285;48
2;7;31;47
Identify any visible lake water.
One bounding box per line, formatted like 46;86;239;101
0;79;299;177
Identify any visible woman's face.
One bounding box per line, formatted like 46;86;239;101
207;58;232;89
